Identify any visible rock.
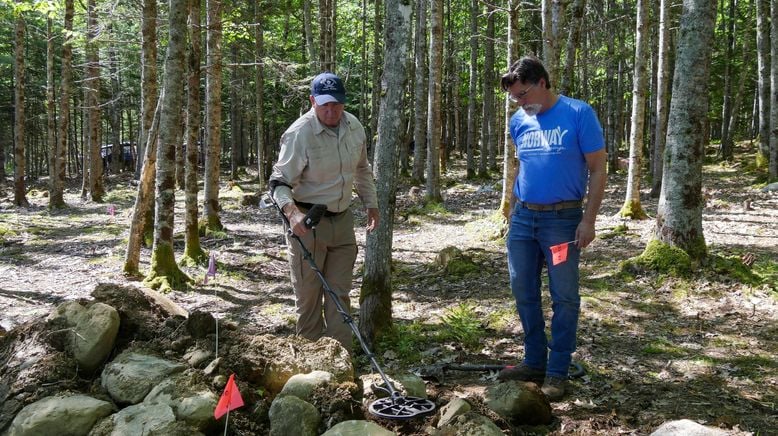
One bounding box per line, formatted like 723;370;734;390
203;357;222;376
235;335;352;394
650;419;732;436
279;370;334;402
393;373;427;399
183;348;212;368
49;301;120;373
186;311;216;338
435;246;463;269
5;394;113;436
760;182;778;192
101;351;186;405
484;381;551;425
431;412;504;436
268;395;320;436
437;397;471;428
360;373;426;400
321;420;396;436
89;402;202;436
143;372;218;431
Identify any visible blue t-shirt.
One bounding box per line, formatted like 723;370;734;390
510;95;604;204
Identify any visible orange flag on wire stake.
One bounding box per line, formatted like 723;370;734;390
214;374;244;419
550;242;570;266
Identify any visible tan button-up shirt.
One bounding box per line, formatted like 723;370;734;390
270;108;378;213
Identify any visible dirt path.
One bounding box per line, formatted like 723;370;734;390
0;154;776;434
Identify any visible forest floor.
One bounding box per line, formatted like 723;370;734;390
0;144;777;435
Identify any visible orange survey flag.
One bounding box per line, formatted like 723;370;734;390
214;374;245;419
550;242;569;266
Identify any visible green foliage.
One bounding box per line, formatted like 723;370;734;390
620;239;692;277
708;253;762;286
599;223;629;240
406;201;449;217
439;302;486;350
374;322;436;362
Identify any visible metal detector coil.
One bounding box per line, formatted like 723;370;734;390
267;191;436;419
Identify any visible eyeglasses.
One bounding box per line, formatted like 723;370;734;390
508;83;536;103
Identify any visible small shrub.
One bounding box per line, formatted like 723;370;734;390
439;302;485;350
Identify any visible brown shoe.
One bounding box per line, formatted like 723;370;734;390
541;376;568;401
497;363;545;383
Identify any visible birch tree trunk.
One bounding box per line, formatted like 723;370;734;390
650;0;672;198
425;0;443;203
755;0;770;167
620;0;649;220
84;0;104;202
50;0;74;208
136;0;158;179
146;0;190;291
655;0;716;259
771;0;778;178
412;0;428;183
465;0;478;179
183;0;206;265
500;0;519;220
204;0;224;231
13;5;29;207
541;0;566;86
359;0;411;346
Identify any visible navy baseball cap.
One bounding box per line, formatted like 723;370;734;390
311;72;346;105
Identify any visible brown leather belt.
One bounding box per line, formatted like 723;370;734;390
295;200;346;217
518;200;582;211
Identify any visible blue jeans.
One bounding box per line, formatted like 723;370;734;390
507;204;582;378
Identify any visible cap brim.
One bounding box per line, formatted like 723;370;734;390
314;94;345;105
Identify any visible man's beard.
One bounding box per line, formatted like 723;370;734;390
522;104;543;116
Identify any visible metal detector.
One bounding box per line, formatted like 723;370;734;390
265;192;435;420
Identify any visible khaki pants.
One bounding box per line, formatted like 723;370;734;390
286;209;357;351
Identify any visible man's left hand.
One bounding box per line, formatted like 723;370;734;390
366;208;379;233
575;220;596;249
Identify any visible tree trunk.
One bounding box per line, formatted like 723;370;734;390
136;0;159;179
465;0;478;179
650;0;673;198
369;0;383;162
50;0;74;208
541;0;566;87
183;0;206;265
655;0;716;259
359;0;411;346
46;18;57;203
771;0;778;178
500;0;519;219
425;0;443;203
108;31;121;175
146;0;190;291
204;0;224;231
620;0;649;219
725;29;753;157
230;43;239;180
13;5;29;207
412;0;428;184
559;0;586;96
85;0;104;202
484;3;497;172
756;0;770;167
718;0;736;159
303;0;317;73
319;0;335;72
255;0;266;189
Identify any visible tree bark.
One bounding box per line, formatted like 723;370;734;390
84;0;104;202
50;0;74;208
46;18;57;201
136;0;159;179
13;4;29;207
465;0;478;179
650;0;672;198
146;0;191;291
620;0;649;219
771;0;778;178
303;0;317;73
755;0;770;167
412;0;428;183
368;0;383;162
183;0;206;265
718;0;736;159
559;0;586;96
359;0;411;346
655;0;716;259
255;0;267;189
500;0;519;220
204;0;224;231
425;0;443;203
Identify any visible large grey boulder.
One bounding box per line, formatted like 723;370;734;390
5;394;113;436
484;381;551;425
360;372;427;400
431;412;504;436
143;372;218;431
88;402;202;436
321;420;396;436
268;395;320;436
50;301;120;373
279;370;334;402
650;419;734;436
101;351;186;404
760;182;778;192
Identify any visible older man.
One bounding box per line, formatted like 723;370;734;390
270;72;378;352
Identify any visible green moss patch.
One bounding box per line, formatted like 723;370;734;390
620;239;692;276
